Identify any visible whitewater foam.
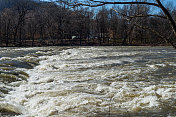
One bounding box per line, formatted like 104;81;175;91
1;47;176;116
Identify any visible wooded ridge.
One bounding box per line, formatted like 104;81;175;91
0;0;176;47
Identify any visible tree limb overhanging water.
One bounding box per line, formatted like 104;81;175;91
59;0;176;49
0;0;176;47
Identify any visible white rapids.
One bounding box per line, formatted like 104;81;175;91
1;46;176;116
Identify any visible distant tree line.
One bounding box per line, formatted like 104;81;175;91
0;0;176;47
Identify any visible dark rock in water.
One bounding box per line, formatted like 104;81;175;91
0;108;20;116
0;103;23;116
0;87;9;94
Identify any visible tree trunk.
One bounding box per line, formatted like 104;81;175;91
156;0;176;48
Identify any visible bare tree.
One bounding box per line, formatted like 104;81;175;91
1;0;176;47
59;0;176;48
12;0;35;46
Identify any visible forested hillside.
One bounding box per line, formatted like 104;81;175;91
0;0;176;46
0;0;14;10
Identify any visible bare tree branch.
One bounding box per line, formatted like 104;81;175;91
155;0;176;36
128;14;167;19
60;0;160;8
60;0;175;48
111;8;176;49
111;8;167;20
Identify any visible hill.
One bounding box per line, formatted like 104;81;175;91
0;0;42;10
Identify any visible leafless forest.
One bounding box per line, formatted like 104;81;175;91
0;0;176;47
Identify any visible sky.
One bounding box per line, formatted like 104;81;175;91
168;0;176;4
42;0;176;6
164;0;176;5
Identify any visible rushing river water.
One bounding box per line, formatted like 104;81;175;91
0;46;176;117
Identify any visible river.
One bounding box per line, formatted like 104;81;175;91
0;46;176;117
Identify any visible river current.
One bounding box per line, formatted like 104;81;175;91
0;46;176;117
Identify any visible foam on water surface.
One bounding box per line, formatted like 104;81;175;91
0;46;176;116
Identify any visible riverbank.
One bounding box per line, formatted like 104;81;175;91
0;38;170;47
